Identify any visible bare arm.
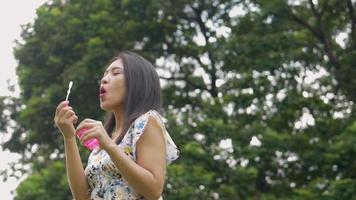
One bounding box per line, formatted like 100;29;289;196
54;101;90;200
105;116;166;200
64;137;91;200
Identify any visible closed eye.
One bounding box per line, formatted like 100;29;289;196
112;68;123;74
102;67;123;77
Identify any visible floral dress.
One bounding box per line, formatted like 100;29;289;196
84;110;180;200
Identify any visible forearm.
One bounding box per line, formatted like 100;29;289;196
64;137;90;200
105;144;162;200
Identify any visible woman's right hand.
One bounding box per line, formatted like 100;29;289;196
54;101;78;140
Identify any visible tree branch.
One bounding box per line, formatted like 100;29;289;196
308;0;321;18
320;0;328;17
192;54;210;73
309;0;341;69
160;75;209;92
308;0;324;41
347;0;356;36
289;12;322;40
190;5;218;97
290;2;341;70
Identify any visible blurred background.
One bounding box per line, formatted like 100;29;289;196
1;0;356;199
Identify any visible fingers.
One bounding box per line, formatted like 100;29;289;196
55;106;76;127
80;118;97;123
76;119;101;132
76;121;97;133
55;101;69;117
77;123;108;150
63;110;75;121
79;126;97;143
73;116;78;124
68;114;78;124
58;106;74;120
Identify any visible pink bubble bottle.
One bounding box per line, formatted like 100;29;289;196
76;128;99;150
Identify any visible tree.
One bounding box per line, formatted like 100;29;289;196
14;161;72;200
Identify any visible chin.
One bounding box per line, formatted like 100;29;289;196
100;102;112;111
100;98;124;112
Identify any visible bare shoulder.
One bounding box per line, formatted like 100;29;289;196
136;114;166;185
136;114;166;158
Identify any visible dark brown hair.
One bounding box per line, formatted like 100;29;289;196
103;51;163;143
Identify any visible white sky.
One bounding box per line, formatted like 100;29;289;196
0;1;46;199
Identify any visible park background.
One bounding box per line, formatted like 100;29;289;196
1;0;356;199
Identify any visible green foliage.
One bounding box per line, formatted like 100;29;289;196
14;161;71;200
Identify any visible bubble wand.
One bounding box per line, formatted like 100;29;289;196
65;80;99;150
65;81;73;101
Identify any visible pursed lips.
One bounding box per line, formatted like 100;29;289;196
99;86;107;97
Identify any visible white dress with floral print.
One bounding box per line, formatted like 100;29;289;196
84;110;180;200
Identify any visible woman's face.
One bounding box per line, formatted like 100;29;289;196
99;59;126;111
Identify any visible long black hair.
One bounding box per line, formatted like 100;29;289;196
103;51;163;144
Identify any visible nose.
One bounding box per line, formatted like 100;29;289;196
100;75;108;85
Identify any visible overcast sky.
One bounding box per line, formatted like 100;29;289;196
0;1;46;199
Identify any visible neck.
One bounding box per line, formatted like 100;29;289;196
112;106;125;138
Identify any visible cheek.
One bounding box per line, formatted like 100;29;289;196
113;79;126;100
120;83;127;101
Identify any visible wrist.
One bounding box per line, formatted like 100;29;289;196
64;136;77;142
104;140;118;152
59;126;76;140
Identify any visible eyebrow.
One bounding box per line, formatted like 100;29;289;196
104;66;123;73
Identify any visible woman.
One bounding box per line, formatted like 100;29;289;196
54;51;180;200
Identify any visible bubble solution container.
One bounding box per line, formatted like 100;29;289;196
76;128;99;150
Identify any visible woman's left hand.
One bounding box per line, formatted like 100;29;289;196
75;119;115;150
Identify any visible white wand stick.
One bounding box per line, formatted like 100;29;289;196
65;81;73;101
